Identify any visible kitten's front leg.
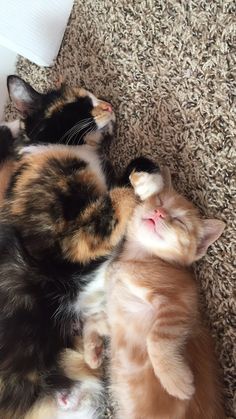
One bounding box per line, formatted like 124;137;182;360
129;164;164;201
147;306;195;400
83;312;110;369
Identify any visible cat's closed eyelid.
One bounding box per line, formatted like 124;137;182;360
173;217;188;231
156;196;162;206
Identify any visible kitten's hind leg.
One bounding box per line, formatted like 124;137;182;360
147;312;195;400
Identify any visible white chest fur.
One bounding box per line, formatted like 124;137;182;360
74;260;110;320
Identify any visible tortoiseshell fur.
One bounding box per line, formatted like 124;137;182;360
0;144;136;418
0;77;139;418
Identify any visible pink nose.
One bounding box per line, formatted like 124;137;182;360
153;208;166;220
101;103;113;113
107;104;113;113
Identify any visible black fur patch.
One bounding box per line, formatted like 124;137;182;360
120;157;160;186
100;157;117;189
85;195;117;238
48;156;87;175
25;94;96;146
56;182;99;222
0;126;14;164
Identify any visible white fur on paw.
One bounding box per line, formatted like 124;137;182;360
57;385;82;411
130;171;164;201
0;120;20;138
84;335;104;369
158;363;195;400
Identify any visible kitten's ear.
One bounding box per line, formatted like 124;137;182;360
7;75;42;117
195;219;225;260
162;166;172;190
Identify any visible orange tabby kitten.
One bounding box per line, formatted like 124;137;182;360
106;167;226;419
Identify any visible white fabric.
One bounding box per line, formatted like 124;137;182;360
0;0;74;66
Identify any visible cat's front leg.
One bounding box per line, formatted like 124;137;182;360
147;309;195;400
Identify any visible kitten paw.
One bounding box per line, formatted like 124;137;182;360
84;333;104;369
129;171;164;201
158;363;195;400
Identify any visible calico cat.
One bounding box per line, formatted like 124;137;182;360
0;143;136;418
6;75;115;148
0;75;116;199
104;166;226;419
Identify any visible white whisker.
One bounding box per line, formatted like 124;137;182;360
66;121;93;145
76;125;95;145
59;117;93;144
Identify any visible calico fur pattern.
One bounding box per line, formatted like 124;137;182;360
0;77;226;418
0;79;137;418
0;145;136;418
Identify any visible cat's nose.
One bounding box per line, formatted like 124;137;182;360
154;208;166;219
100;102;113;113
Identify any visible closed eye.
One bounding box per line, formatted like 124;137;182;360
174;217;188;230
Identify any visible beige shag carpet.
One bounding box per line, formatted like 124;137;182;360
5;1;235;417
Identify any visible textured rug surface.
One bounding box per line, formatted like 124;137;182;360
5;1;235;417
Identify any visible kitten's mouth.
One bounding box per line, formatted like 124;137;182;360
142;216;164;240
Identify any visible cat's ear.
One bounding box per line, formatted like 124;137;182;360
7;75;43;117
162;166;172;190
195;219;225;260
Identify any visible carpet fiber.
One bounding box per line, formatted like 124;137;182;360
5;1;235;417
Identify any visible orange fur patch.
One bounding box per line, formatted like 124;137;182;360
0;159;16;204
59;346;101;381
63;187;136;263
106;185;225;418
